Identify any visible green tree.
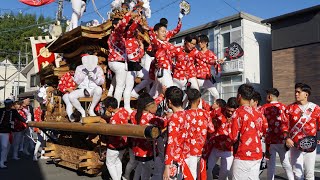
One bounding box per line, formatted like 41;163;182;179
0;13;54;64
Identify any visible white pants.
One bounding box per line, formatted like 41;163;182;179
231;159;261;180
150;69;173;98
0;133;9;166
123;71;137;113
123;148;138;179
108;61;127;107
62;93;73;120
290;147;316;180
21;127;34;155
185;156;200;180
132;55;154;96
173;77;199;91
207;148;234;180
197;79;219;100
68;87;102;117
173;77;199;108
106;148;125;180
134;160;154;180
70;0;86;30
267;144;294;180
12;131;23;159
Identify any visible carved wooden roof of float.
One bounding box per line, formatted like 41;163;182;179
47;21;113;59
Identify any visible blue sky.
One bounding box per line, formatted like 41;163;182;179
1;0;320;30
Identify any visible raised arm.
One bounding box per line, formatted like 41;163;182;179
166;19;182;40
115;12;132;34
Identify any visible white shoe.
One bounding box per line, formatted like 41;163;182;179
88;110;97;116
131;91;139;99
0;164;7;169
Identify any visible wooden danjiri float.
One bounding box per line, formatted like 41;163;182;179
27;6;156;176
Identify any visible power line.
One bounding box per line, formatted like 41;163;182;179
152;0;181;15
0;21;55;34
220;0;240;13
82;0;113;18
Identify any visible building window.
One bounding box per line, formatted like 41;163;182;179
219;74;243;100
219;20;242;60
30;74;40;87
221;84;241;100
19;86;25;94
221;74;243;85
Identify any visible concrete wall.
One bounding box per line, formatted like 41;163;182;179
242;19;272;97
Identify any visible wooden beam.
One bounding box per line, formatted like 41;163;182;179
28;121;160;139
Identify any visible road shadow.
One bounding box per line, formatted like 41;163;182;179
0;154;45;180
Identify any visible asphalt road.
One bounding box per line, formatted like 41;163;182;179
1;153;320;180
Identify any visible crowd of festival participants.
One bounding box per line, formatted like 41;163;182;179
0;97;47;168
0;6;320;180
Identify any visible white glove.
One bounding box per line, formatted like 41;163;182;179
179;13;184;19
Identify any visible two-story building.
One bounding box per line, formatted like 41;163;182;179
18;61;40;101
170;12;272;104
263;5;320;105
0;59;27;101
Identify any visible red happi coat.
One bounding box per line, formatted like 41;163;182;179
186;109;215;156
58;72;76;94
148;19;182;42
107;108;129;149
230;105;266;160
165;20;182;41
165;110;193;180
124;20;144;62
210;108;233;152
131;111;166;157
18;109;27;119
282;102;320;144
149;31;176;70
108;13;131;62
261;102;287;144
195;49;219;79
171;47;198;80
33;106;43;133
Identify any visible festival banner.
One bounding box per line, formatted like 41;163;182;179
19;0;55;7
30;36;56;73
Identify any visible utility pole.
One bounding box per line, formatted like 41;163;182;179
56;0;64;21
3;60;7;99
17;51;21;97
25;42;28;65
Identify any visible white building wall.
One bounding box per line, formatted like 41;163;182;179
242;19;272;96
0;59;27;101
25;65;38;92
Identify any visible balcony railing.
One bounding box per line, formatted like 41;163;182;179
221;59;244;74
